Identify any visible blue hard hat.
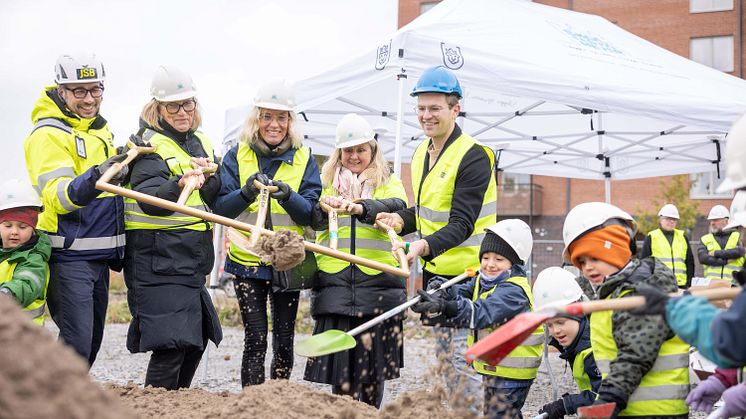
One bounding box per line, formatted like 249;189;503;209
410;65;463;98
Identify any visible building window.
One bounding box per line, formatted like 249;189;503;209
690;171;732;198
420;2;439;14
501;173;531;195
690;36;734;72
690;0;734;13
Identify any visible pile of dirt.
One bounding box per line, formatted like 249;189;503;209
0;295;133;418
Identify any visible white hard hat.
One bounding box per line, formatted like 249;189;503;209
725;190;746;230
717;113;746;193
658;204;680;219
532;267;584;311
253;79;296;111
336;113;375;149
150;65;197;102
707;204;730;220
55;53;106;84
0;179;42;212
562;202;637;263
485;219;533;264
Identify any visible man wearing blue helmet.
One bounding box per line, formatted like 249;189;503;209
377;65;497;412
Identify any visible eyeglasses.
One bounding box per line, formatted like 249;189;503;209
414;105;448;116
260;113;289;125
63;86;104;99
163;100;197;114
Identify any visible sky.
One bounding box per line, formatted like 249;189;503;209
0;0;397;180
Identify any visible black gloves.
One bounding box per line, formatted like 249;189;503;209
629;283;670;316
426;276;450;300
539;398;566;419
96;153;129;185
411;289;458;317
733;268;746;286
270;180;292;202
241;172;271;202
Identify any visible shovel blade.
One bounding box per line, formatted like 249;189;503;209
294;329;357;358
577;403;616;419
464;311;549;366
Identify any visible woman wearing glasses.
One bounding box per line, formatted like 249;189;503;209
214;80;321;387
122;65;222;390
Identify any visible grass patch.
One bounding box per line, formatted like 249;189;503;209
107;299;132;323
109;271;126;294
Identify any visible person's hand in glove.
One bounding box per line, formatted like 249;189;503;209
629;283;671;316
686;374;727;413
539;398;566;419
96;153;129;185
732;268;746;286
241;172;271;202
410;289;458;318
426;276;451;300
719;383;746;417
270;179;292;202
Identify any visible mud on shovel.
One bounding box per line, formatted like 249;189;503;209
99;136;156;184
176;159;219;205
295;268;477;358
465;286;742;367
375;220;409;273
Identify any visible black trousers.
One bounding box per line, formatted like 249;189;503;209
233;277;299;386
145;344;206;390
332;381;385;409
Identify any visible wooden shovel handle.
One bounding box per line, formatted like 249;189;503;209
99;142;156;184
250;188;271;246
176;176;199;206
253;179;279;193
565;286;742;316
94;181;409;277
375;220;409;273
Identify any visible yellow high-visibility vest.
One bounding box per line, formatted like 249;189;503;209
410;133;497;276
701;232;744;283
0;260;48;325
649;228;688;286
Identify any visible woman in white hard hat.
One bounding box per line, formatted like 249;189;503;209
213;80;321;387
532;267;601;419
302;113;407;408
122;65;222;390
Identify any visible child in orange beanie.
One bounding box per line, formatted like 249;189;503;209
562;202;689;418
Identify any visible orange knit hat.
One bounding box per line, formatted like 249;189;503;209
568;224;631;269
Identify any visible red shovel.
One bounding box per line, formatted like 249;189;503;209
465;286;741;366
577;403;617;419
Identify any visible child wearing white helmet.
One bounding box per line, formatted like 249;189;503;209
411;219;543;418
0;179;51;326
563;202;688;418
532;267;601;419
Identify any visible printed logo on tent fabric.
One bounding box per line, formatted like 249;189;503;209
440;43;464;70
375;40;392;71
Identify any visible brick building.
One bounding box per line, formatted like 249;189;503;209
398;0;742;276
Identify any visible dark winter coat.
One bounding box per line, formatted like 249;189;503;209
640;229;694;286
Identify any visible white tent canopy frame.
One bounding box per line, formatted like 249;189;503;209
224;0;746;202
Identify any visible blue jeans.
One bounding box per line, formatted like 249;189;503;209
435;326;483;413
47;260;110;366
483;376;533;419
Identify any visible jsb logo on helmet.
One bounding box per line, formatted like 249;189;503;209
76;68;98;79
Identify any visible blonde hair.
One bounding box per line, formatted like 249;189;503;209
238;107;303;149
320;139;391;189
140;99;202;131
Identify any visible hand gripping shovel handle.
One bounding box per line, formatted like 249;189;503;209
375;220;409;273
94;182;409;277
99;140;156;184
345;269;476;338
248;179;279;247
176;161;220;206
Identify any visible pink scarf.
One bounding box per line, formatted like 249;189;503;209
332;164;376;200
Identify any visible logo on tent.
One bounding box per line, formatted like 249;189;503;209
375;40;392;71
441;43;464;70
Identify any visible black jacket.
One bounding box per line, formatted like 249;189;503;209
640;229;694;287
697;230;746;267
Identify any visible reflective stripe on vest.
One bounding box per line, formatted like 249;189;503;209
572;346;594;393
45;234;126;251
124;130;214;232
0;259;49;326
649;229;688;286
315;178;408;275
467;275;544;379
411;133;497;276
590;289;689;416
702;232;745;283
228;143;309;267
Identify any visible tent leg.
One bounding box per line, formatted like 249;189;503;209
393;71;406;178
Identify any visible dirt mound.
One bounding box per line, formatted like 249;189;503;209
380;385;478;419
0;295;132;418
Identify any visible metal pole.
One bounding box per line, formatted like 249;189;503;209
394;70;407;177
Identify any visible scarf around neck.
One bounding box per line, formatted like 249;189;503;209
332;163;377;200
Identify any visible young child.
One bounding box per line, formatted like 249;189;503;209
562;202;689;418
411;219;543;418
532;267;602;418
0;179;51;325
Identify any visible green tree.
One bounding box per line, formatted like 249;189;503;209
634;175;700;236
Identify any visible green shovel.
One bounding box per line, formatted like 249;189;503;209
295;268;477;358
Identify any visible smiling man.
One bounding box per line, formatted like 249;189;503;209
23;53;127;367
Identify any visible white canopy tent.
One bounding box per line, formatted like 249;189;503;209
225;0;746;201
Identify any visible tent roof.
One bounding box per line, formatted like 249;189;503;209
224;0;746;180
